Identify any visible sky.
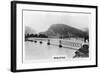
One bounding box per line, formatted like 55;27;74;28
23;10;90;33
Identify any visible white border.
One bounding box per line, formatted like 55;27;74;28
16;3;96;70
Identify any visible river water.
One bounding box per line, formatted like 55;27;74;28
25;40;77;61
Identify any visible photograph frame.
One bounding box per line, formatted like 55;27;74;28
11;1;98;72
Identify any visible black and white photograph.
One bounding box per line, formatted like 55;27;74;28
24;10;89;62
11;1;97;72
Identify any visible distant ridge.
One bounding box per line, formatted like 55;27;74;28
25;26;36;35
39;24;88;38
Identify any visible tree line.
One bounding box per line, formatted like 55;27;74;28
25;33;48;39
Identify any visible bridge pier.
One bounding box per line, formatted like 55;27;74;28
47;40;50;45
59;40;62;48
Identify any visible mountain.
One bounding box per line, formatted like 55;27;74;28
83;28;89;35
25;26;36;35
39;24;88;38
